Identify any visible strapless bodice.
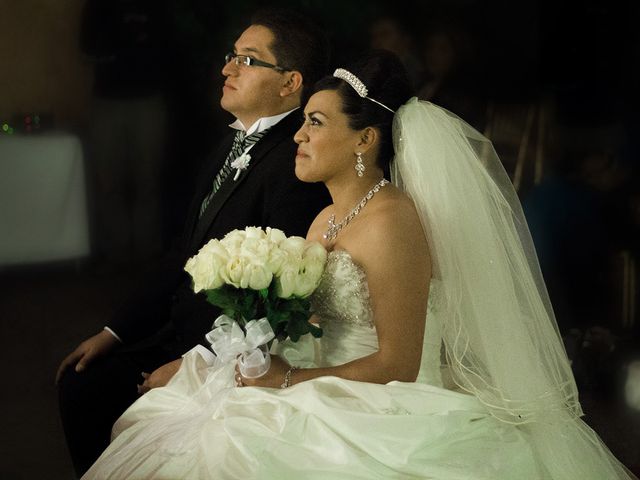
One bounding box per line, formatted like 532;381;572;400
310;250;378;367
310;250;443;386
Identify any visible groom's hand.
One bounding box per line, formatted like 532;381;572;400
55;330;119;384
137;358;183;395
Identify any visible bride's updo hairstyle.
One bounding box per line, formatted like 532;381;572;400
306;51;413;168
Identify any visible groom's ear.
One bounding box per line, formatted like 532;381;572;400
280;71;303;97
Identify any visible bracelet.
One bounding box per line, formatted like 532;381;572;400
280;366;299;389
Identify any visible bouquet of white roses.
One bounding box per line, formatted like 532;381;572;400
184;226;327;377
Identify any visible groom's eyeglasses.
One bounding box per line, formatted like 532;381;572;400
224;52;289;72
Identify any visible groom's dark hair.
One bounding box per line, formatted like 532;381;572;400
251;7;330;96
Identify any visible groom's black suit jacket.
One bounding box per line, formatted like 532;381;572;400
107;111;330;353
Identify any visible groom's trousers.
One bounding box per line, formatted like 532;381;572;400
58;342;174;475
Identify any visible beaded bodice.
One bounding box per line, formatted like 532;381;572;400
309;249;443;386
311;250;373;328
310;250;378;367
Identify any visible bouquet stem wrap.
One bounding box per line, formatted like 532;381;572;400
205;315;275;378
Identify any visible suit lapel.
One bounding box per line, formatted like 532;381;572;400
181;135;235;251
189;112;298;251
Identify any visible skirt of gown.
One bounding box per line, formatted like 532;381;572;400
82;346;548;479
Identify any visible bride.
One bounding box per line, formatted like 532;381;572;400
83;52;636;479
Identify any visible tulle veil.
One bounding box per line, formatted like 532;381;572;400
392;98;636;479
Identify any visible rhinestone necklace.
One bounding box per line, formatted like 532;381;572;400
323;178;390;241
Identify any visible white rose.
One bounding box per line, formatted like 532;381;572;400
221;255;248;288
293;255;325;297
279;236;306;258
221;254;273;290
235;232;284;274
299;242;327;295
240;237;271;259
303;241;328;265
240;236;284;276
199;238;229;259
275;262;298;298
221;229;247;253
273;240;327;298
260;239;289;276
245;261;273;290
184;256;199;286
266;246;288;276
184;248;227;293
265;227;287;245
244;226;266;240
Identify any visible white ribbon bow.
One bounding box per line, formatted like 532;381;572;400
230;153;251;180
205;315;275;378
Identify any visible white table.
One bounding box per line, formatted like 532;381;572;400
0;133;90;266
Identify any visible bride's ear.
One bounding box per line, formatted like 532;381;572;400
355;127;378;155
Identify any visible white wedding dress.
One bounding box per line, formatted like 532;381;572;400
84;250;551;479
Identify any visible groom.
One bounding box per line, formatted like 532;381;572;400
56;8;330;475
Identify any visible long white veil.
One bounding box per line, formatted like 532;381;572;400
392;98;636;479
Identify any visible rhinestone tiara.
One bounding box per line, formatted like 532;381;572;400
334;68;368;97
333;68;395;113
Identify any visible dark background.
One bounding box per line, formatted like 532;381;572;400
0;0;638;477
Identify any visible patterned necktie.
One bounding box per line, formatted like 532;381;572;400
199;128;270;217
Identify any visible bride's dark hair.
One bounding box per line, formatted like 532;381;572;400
305;51;414;167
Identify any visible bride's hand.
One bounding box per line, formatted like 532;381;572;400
138;358;183;395
235;355;291;389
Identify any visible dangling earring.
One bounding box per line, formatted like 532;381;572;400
355;152;365;177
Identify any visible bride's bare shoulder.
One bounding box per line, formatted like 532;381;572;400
370;188;422;233
352;187;428;260
355;187;430;282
